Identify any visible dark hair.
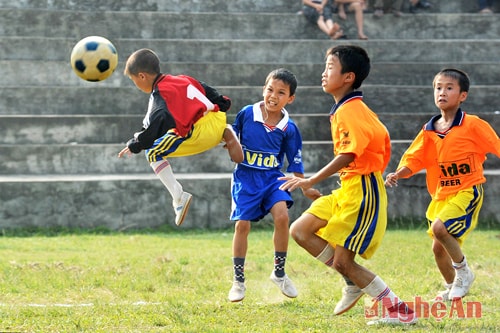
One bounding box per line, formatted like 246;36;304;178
325;45;370;89
264;68;298;96
433;68;470;92
124;48;161;76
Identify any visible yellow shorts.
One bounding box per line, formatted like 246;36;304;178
307;172;387;260
426;185;483;246
146;111;227;162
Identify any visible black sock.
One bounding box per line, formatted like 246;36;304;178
233;257;245;282
274;251;287;278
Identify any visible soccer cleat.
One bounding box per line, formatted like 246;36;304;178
433;283;453;302
367;302;417;326
228;280;246;302
173;192;192;226
270;272;298;298
449;267;475;299
334;285;364;315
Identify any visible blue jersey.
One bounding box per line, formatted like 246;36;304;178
233;102;304;173
230;102;304;221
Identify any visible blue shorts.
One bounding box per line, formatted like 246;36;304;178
230;166;293;222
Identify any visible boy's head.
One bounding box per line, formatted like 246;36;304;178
124;49;161;93
325;45;370;90
264;68;298;97
124;48;161;76
433;68;470;92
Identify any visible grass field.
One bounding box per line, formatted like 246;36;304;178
0;227;498;332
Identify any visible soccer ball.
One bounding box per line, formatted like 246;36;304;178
70;36;118;82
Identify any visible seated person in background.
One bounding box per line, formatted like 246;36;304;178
302;0;346;40
334;0;368;39
373;0;404;17
478;0;495;13
409;0;432;13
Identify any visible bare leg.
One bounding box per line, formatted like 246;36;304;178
432;238;455;284
270;201;290;252
289;213;329;256
431;219;464;263
232;220;251;258
348;2;368;39
332;245;375;288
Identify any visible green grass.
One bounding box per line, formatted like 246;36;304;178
0;228;498;332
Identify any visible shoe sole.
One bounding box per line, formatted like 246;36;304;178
175;194;192;226
334;292;364;315
229;296;244;302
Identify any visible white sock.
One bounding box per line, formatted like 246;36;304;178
150;160;183;203
362;276;399;306
315;244;335;267
452;256;467;270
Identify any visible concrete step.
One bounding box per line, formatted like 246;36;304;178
1;9;500;40
1;84;499;117
2;140;500;176
1;171;500;230
2;56;500;87
3;38;500;65
2;112;500;145
0;0;494;13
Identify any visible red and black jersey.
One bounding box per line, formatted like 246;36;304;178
127;74;231;154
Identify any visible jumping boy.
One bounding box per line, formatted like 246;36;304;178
118;48;243;226
385;68;500;301
279;45;416;325
228;68;321;302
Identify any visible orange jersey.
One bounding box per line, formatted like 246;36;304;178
330;92;391;180
398;110;500;200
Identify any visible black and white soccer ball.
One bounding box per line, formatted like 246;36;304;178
70;36;118;82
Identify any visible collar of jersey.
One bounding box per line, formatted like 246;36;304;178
329;91;363;115
253;102;289;131
424;108;464;131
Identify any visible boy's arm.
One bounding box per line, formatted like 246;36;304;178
279;153;354;192
199;81;231;112
385;166;412;188
292;172;323;200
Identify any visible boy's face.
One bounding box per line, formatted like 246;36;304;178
262;78;295;112
128;72;153;94
322;54;352;96
433;74;468;111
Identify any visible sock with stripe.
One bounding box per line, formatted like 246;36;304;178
150;160;183;203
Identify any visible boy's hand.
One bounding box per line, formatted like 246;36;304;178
278;176;312;192
118;147;132;158
302;188;322;201
385;172;399;187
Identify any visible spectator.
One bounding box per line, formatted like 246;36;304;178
409;0;432;14
373;0;404;17
302;0;346;40
334;0;369;39
478;0;495;13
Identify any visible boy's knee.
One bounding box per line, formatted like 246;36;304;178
332;259;350;276
235;221;251;235
290;221;306;243
432;220;449;239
